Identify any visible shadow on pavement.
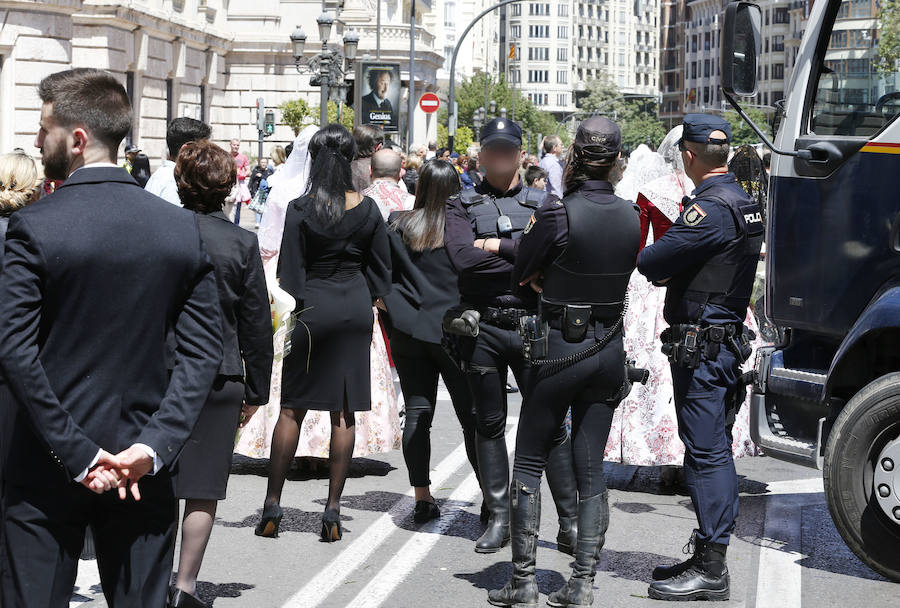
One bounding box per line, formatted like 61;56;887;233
196;581;255;606
217;506;355;537
454;561;568;596
230;454;395;481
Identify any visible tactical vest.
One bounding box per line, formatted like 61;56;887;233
459;186;545;240
665;180;764;323
540;192;641;320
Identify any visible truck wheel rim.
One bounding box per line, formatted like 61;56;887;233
873;434;900;527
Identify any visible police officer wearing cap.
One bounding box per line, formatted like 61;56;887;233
637;114;763;602
488;117;642;608
444;117;579;555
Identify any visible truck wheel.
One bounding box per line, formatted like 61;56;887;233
824;372;900;582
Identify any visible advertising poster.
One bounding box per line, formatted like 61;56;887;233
356;62;401;132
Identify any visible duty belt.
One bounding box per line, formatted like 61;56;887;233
660;323;753;369
477;306;532;329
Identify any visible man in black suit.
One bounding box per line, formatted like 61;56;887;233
360;68;395;129
0;69;223;607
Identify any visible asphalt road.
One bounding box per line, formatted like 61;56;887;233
70;382;897;608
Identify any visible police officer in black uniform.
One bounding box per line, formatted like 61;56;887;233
444;118;579;555
487;117;641;608
637;115;763;602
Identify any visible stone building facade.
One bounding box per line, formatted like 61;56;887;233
0;0;443;167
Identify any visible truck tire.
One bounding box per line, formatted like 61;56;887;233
824;372;900;582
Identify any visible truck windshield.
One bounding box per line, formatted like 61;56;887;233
810;0;900;137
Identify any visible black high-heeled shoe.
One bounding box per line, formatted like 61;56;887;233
321;509;342;542
255;504;284;538
168;587;208;608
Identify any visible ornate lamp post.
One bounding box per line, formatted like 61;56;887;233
290;15;360;127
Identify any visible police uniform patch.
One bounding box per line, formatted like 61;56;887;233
683;203;707;227
523;213;536;234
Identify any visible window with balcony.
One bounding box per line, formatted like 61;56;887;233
510;25;521;39
557;93;568;106
511;3;521;16
557;69;568;84
773;63;784;79
558;26;569;39
557;47;567;61
528;69;549;83
529;3;551;17
774;7;789;24
773;35;785;52
559;3;568;17
529;25;550;38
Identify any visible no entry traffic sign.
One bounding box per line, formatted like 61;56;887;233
419;92;440;114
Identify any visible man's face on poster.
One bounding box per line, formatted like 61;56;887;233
376;72;391;99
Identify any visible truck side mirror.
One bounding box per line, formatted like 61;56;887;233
721;1;762;97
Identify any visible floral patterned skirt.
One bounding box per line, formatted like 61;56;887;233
596;270;761;466
234;308;402;458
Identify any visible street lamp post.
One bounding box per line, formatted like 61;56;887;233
290;15;360;127
473;107;484;140
448;0;526;150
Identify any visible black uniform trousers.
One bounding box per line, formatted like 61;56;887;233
3;471;177;608
458;320;567;447
512;325;625;498
391;329;478;487
670;347;741;545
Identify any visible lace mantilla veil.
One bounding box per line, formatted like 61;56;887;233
258;125;319;267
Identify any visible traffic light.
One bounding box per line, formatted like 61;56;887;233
256;97;265;132
264;110;275;136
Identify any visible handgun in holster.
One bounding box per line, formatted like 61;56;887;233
519;313;548;363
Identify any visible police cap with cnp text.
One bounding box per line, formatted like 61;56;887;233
573;116;621;164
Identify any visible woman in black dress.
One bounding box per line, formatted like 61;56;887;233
257;124;391;542
169;141;274;608
383;160;480;523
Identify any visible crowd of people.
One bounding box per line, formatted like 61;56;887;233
0;68;770;608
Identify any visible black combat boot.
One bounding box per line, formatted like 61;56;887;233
652;530;704;580
475;434;511;553
547;490;609;608
545;436;578;556
487;479;541;608
648;539;730;601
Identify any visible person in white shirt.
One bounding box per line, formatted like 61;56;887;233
362;149;416;219
144;117;212;206
539;134;565;197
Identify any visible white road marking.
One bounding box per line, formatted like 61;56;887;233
762;477;823;496
281;418;518;608
70;558;103;606
346;423;519;608
755;493;811;608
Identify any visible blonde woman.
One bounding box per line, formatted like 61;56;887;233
0;151;42;240
0;150;42;581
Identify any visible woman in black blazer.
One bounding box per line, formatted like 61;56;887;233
0;151;42;584
384;160;480;522
168;141;274;608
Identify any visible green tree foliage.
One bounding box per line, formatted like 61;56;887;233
437;124;475;153
878;0;900;74
440;73;564;153
279;98;316;135
724;107;772;145
282;99;354;133
578;76;667;152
